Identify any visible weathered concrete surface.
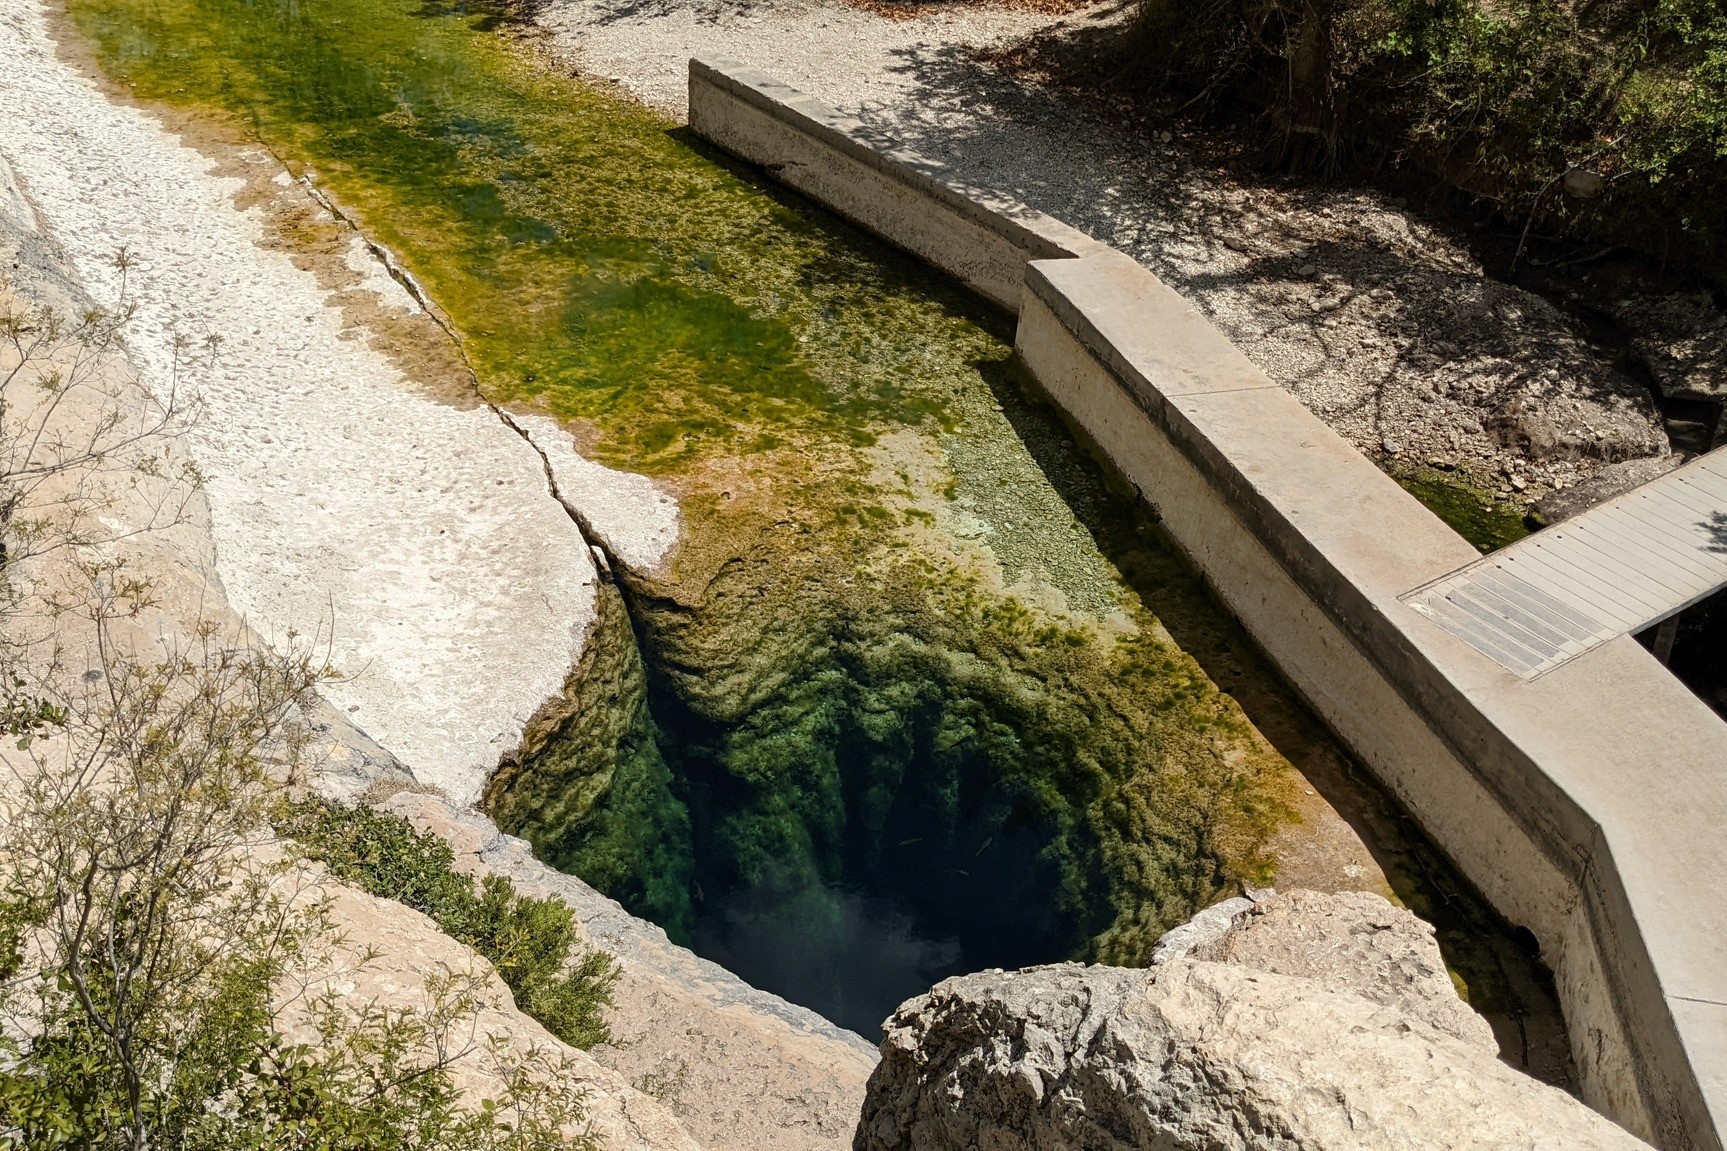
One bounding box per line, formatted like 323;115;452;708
1018;239;1652;1137
0;0;599;806
857;959;1649;1151
589;25;1675;505
687;61;1727;1151
689;57;1101;311
379;791;879;1151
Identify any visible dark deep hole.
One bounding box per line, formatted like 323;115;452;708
644;660;1090;1037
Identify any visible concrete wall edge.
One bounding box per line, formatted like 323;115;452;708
689;57;1100;279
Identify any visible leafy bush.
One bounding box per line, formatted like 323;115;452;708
0;634;597;1151
1120;0;1727;269
277;799;617;1050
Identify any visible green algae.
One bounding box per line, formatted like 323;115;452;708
1393;466;1538;554
71;0;979;472
65;0;1302;1028
494;580;694;936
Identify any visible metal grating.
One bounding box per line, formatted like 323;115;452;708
1404;447;1727;677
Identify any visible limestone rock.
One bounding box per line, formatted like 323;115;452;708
1148;893;1255;964
857;890;1651;1151
300;875;701;1151
380;790;879;1151
1192;888;1496;1052
859;961;1648;1151
1;9;605;807
4;161;869;1151
1609;291;1727;403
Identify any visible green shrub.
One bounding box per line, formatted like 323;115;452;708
0;638;598;1151
277;799;617;1050
1121;0;1727;270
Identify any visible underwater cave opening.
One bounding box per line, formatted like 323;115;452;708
643;645;1097;1036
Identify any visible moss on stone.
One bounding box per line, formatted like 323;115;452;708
1392;464;1537;553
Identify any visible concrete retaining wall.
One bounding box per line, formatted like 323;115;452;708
688;58;1101;311
689;56;1727;1151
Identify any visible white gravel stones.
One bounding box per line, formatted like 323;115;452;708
0;0;601;805
540;0;1054;116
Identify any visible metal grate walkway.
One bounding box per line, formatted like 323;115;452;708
1403;447;1727;677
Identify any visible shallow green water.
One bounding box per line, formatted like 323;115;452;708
64;0;1568;1048
76;0;981;471
1394;466;1536;554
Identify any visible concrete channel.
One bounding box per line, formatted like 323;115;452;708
688;55;1727;1151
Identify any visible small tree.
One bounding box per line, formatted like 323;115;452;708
0;255;203;575
0;589;600;1151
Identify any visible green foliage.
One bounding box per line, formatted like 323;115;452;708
0;676;68;747
1125;0;1727;265
277;799;617;1050
206;977;594;1151
0;632;597;1151
1;970;593;1151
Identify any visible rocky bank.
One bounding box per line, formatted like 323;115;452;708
857;890;1652;1151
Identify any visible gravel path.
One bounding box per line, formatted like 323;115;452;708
546;0;1673;506
1;0;604;805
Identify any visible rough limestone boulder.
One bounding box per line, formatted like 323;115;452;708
856;891;1650;1151
1191;888;1497;1052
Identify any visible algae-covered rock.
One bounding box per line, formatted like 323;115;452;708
381;790;880;1151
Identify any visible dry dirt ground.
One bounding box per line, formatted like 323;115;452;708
540;0;1723;512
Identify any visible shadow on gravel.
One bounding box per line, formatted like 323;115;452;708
850;42;1671;505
